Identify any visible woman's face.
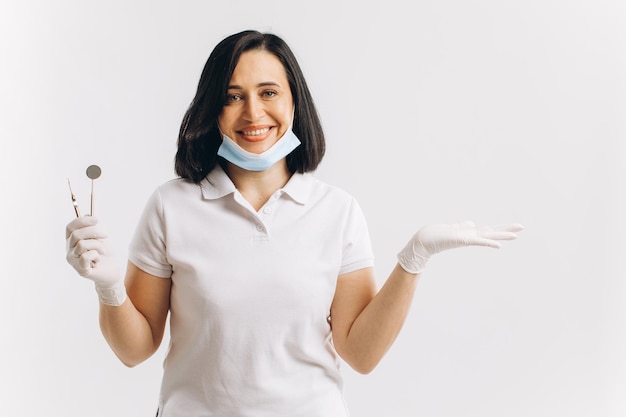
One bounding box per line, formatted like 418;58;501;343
218;49;294;155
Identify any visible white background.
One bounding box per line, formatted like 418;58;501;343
1;0;625;416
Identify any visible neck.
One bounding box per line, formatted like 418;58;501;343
224;159;292;211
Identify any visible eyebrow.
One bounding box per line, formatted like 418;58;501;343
227;81;281;90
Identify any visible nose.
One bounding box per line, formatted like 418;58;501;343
243;96;264;121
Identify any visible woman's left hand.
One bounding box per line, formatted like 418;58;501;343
397;221;524;274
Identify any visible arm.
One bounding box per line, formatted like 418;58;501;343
330;265;418;374
66;216;170;367
99;262;171;367
330;221;523;374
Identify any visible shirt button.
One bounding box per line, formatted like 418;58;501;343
256;224;264;232
263;206;273;214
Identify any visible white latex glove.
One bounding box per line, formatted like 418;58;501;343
65;216;126;306
397;221;524;274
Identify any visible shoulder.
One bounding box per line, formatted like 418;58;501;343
156;177;199;193
150;177;203;201
140;178;202;213
307;174;359;206
290;173;364;218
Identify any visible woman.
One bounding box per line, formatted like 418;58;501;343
66;30;522;416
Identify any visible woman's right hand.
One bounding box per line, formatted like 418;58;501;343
65;216;127;306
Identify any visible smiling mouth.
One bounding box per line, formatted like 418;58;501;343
240;127;271;136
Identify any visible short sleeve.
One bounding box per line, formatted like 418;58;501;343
339;198;375;275
128;187;173;278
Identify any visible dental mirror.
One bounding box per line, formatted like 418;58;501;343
86;164;101;216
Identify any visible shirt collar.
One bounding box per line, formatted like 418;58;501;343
200;164;313;205
281;172;313;205
200;164;237;200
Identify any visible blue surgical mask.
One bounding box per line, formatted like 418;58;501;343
217;129;301;172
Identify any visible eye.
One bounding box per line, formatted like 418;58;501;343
261;89;278;99
225;93;243;103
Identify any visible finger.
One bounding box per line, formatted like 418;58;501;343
67;226;108;249
492;224;524;233
480;231;519;241
66;216;98;238
67;249;100;277
464;236;503;249
78;250;100;271
74;239;106;258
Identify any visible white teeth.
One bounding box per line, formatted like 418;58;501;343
241;128;270;136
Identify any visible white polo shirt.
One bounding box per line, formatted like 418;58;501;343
129;165;374;417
